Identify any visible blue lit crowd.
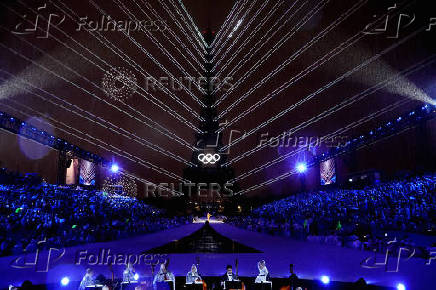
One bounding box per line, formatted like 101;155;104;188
0;169;189;257
227;174;436;256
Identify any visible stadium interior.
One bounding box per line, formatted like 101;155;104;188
0;0;435;289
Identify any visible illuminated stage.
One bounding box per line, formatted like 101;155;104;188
193;216;224;224
0;223;433;289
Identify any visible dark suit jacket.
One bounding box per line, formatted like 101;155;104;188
289;273;299;288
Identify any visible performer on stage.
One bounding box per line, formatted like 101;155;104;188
255;260;271;283
79;268;96;290
289;264;299;288
153;263;175;285
221;265;244;290
186;264;202;284
123;263;137;282
221;265;238;282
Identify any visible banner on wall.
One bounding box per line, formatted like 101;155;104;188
65;159;79;185
320;158;336;185
79;160;96;185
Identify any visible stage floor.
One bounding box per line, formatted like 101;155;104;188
1;222;434;289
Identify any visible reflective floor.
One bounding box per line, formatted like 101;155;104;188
145;222;262;253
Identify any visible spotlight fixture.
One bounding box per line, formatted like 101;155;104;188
321;276;330;285
134;273;139;281
110;163;120;173
397;283;406;290
60;277;70;286
296;162;308;173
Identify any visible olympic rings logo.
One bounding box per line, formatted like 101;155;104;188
198;153;221;164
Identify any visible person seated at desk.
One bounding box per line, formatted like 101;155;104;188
221;265;238;282
221;265;244;290
123;263;137;282
255;260;271;283
79;268;96;290
153;263;175;284
186;264;202;284
289;264;299;290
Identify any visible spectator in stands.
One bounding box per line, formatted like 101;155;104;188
0;168;190;257
227;174;436;257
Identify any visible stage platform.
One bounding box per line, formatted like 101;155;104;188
5;276;394;290
1;222;433;289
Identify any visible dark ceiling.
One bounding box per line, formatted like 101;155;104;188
183;0;236;32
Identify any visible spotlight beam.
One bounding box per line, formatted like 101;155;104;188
220;27;428;158
215;0;368;119
131;0;205;67
10;0;207;121
211;0;249;55
213;0;307;83
224;51;435;170
211;0;259;62
212;0;285;73
89;0;206;99
210;0;241;48
213;0;329;104
0;9;204;138
112;0;207;97
128;0;206;72
234;101;434;195
1;100;191;182
228;99;411;183
168;0;208;51
0;53;196;166
0;67;196;162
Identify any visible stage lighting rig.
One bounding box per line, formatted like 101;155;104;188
296;162;308;173
110;163;120;173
